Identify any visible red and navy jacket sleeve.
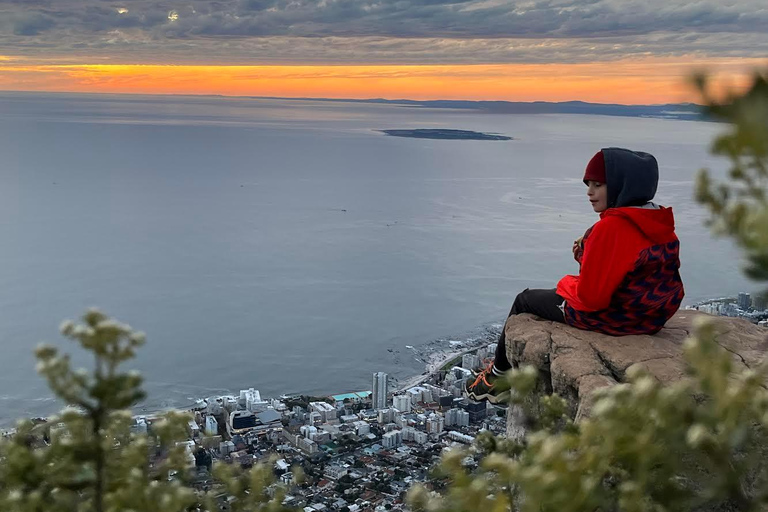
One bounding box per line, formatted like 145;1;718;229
557;216;643;312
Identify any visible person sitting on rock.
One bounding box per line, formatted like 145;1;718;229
466;147;685;403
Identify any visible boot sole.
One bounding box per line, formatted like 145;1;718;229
466;389;503;404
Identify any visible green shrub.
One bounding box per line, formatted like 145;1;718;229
0;310;291;512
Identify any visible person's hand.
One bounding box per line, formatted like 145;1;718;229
572;236;583;257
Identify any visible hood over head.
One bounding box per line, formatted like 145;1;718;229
602;147;658;208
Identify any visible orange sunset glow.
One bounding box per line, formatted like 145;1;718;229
0;57;761;104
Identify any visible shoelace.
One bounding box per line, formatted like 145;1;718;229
469;362;494;390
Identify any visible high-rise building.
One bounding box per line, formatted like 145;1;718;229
753;294;767;311
372;372;388;410
738;292;752;310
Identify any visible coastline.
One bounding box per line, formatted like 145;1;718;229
2;325;501;432
392;329;499;393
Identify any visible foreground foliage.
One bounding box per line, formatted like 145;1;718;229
695;70;768;289
0;310;290;512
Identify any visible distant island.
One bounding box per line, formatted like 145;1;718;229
379;129;512;140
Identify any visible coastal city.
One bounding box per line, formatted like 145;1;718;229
144;291;767;511
685;292;768;326
132;335;504;511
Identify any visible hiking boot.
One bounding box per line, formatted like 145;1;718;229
465;363;504;404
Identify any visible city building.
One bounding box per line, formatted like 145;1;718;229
205;415;218;436
300;425;318;439
353;420;370;436
401;426;428;445
426;413;444;434
406;386;433;404
447;431;475;444
462;400;487;422
308;412;322;425
382;430;403;449
393;394;411;413
754;295;767;311
461;354;480;371
372;372;388;410
240;388;269;412
309;401;337;422
220;440;235;455
324;465;350;480
378;408;396;424
445;408;469;427
738;292;752;310
299;437;318;454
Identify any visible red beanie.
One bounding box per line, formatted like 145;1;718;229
583;150;606;184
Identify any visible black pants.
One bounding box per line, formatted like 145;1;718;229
494;288;565;371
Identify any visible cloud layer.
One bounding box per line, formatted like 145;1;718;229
0;0;766;63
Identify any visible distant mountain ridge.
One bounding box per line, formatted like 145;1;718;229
258;96;705;120
0;91;705;121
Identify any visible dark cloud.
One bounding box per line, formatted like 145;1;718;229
0;0;765;63
237;0;280;12
2;0;766;39
5;11;56;35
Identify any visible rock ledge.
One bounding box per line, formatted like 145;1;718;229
504;310;768;435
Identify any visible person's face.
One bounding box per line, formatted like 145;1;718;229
586;181;608;213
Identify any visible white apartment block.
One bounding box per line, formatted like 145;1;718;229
309;401;337;422
205;415;219;436
393;394;411;413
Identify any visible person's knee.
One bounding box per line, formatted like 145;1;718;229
512;288;531;312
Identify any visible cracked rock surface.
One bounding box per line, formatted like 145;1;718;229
504;311;768;434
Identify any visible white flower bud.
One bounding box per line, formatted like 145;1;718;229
59;320;75;335
686;424;708;448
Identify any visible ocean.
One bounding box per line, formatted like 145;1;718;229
0;91;750;425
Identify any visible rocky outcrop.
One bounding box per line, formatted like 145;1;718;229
505;311;768;436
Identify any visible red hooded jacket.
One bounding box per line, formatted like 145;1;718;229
556;206;684;335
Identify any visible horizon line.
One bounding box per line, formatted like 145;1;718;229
0;89;703;108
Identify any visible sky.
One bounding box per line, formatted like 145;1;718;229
0;0;766;103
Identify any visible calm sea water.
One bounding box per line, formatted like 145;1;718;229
0;92;750;424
